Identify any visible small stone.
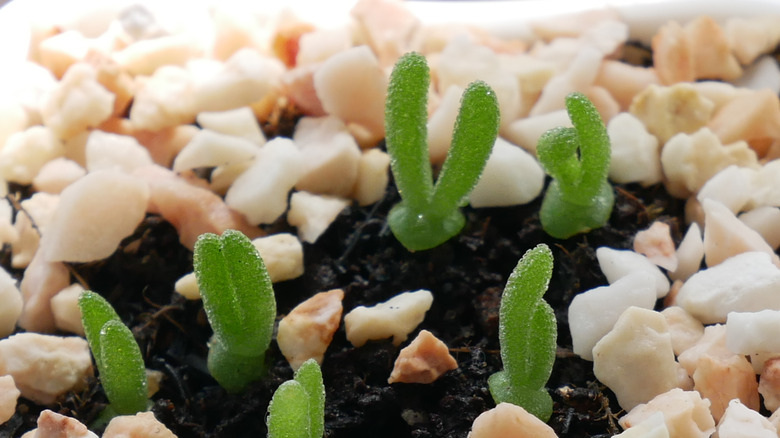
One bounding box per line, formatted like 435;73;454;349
696;165;755;214
469;137;545;208
716;399;776;438
702;199;779;268
352;148;390;206
739;207;780;250
759;357;780;411
597;247;670;298
726;16;780;65
607;112;662;186
504;109;571;154
677;251;780;324
387;330;457;384
0;265;22;339
0;375;20;425
661;306;705;356
345;290;433;348
113;34;201;77
32;158;86;194
18;251;70;333
614;412;669;438
252;233;304;283
37;31;91;79
633;222;677;271
0;333;92;405
619;388;715;438
129;65;196;132
174;273;199;300
287;191;350;244
85;130;154;173
277;289;344;371
467;403;557;438
172;129;258;173
427;85;462;165
630;84;714;145
708;89;780;155
670;223;704;282
593;307;687;411
0;126;65;185
103;411;177;438
569;272;657;361
30;410;97;438
195;107;266;146
50;284;85;336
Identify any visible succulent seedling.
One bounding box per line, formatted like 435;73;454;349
267;359;325;438
79;290;149;419
385;51;500;251
537;92;614;239
488;244;556;421
193;229;276;392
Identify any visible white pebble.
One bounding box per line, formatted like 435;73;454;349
113;34;202;77
607;112;662;186
739;206;780;250
344;290;433;348
30;410;98;438
677;251;780;325
702;199;779;268
172;129;258;173
50;284;85;336
593;307;685;411
0;375;19;425
696;165;756;214
670;223;704;282
103;411;176;438
252;233;304;283
661;306;705;356
85;131;154;173
716;399;777;438
0;265;22;339
469;137;545;208
503;109;571;154
619;388;716;438
597;247;670;298
0;126;65;185
196;107;266;146
568;272;657;361
18;252;69;333
726;310;780;359
352;148;390;206
0;333;92;405
174;273;199;300
32;158;86;194
427;85;462;165
40;170;149;263
225;138;303;225
467;403;557;438
287;191;350;244
130;65;196;131
613;412;669;438
733;56;780;94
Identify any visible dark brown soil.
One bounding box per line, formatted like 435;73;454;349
0;167;685;437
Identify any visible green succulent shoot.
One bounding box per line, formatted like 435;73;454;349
79;290;149;418
385;51;500;251
488;244;556;421
537;92;614;239
267;359;325;438
193;229;276;392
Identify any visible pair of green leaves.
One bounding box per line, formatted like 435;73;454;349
488;244;556;421
538;92;614;239
79;290;148;417
193;229;277;392
267;359;325;438
385;52;500;251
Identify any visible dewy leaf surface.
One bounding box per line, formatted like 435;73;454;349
79;290;122;371
385;51;433;212
294;359;325;438
432;80;499;212
267;381;311;438
566;92;611;200
98;319;148;415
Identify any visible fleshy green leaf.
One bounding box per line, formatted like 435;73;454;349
489;244;556;421
267;381;311;438
193;229;276;392
98;320;148;415
566;92;611;200
294;359;325;438
385;51;434;211
79;290;122;371
432;80;499;212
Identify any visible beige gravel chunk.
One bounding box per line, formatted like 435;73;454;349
113;34;201;77
607;112;662;186
33;158;86;194
696;165;755;215
225;138;303;226
278;289;344;371
85;130;154;173
196;107;266;146
708;89;780;156
50;284;85;336
293;116;361;198
661;306;705;356
716;399;777;438
593;307;687;411
172;129;258;173
41;63;114;140
30;410;97;438
469;138;545;208
287;191;350;244
467;403;557;438
630;84;714;145
129;66;196;132
345;290;433;348
759;357;780;412
37;31;91;79
634;222;677;271
0;375;19;425
388;330;457;384
702;199;779;268
174;273;199;300
726;16;780;65
597;247;670;298
684;16;742;82
651;21;694;85
313;45;387;145
0;265;22;339
352;148;390;207
594;60;659;110
620;389;715;438
504;109;571;154
18;251;70;333
726;310;780;370
427;85;462;165
103;411;177;438
661;128;758;199
12;192;59;269
670;223;704;282
530;45;602;117
739;207;780;250
0;333;92;405
252;233;304;283
40;170;149;263
0;126;65;185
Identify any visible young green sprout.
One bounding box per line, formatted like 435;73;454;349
385;51;500;251
79;290;149;418
488;244;556;421
193;229;276;392
267;359;325;438
537;92;614;239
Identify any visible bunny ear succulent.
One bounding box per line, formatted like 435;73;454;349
537;92;614;239
385;51;500;251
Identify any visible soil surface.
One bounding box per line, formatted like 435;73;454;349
0;165;685;438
